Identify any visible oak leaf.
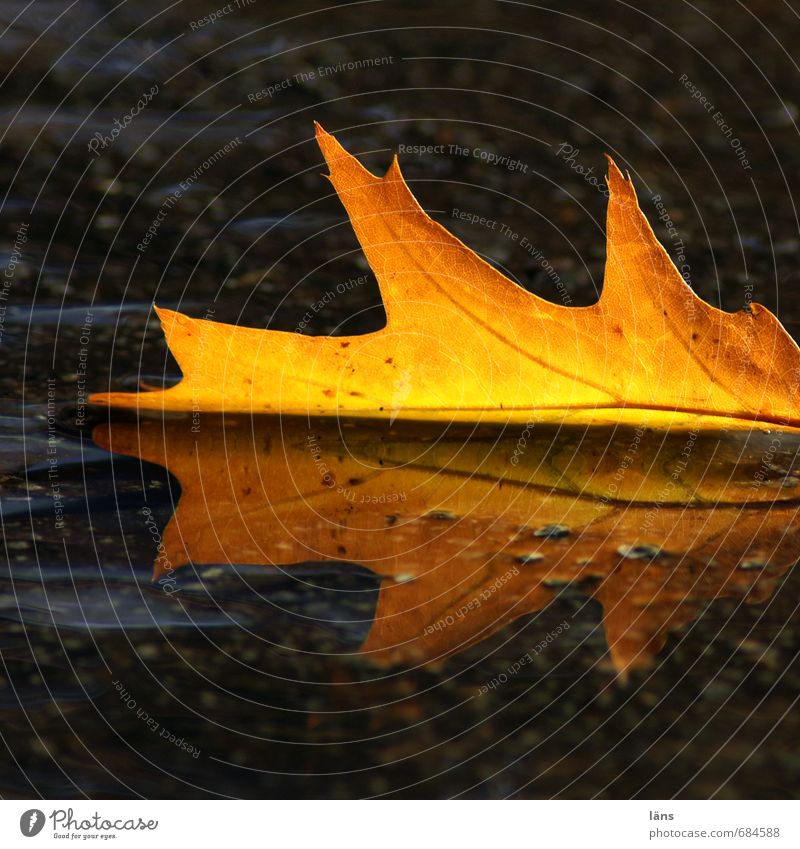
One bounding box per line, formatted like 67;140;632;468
90;125;800;430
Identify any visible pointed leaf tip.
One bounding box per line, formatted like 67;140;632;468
153;304;168;327
314;122;338;155
387;152;404;181
605;154;633;196
153;305;179;332
315;123;357;173
314;124;383;191
314;121;345;164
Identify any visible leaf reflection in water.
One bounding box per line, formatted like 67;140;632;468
94;416;800;675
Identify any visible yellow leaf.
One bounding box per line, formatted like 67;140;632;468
90;125;800;430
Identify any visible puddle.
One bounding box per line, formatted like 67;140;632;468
90;414;800;676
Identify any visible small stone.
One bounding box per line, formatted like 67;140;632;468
534;524;570;539
428;510;457;521
617;544;663;560
516;552;545;564
739;559;768;571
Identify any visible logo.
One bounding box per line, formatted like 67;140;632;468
20;810;45;837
